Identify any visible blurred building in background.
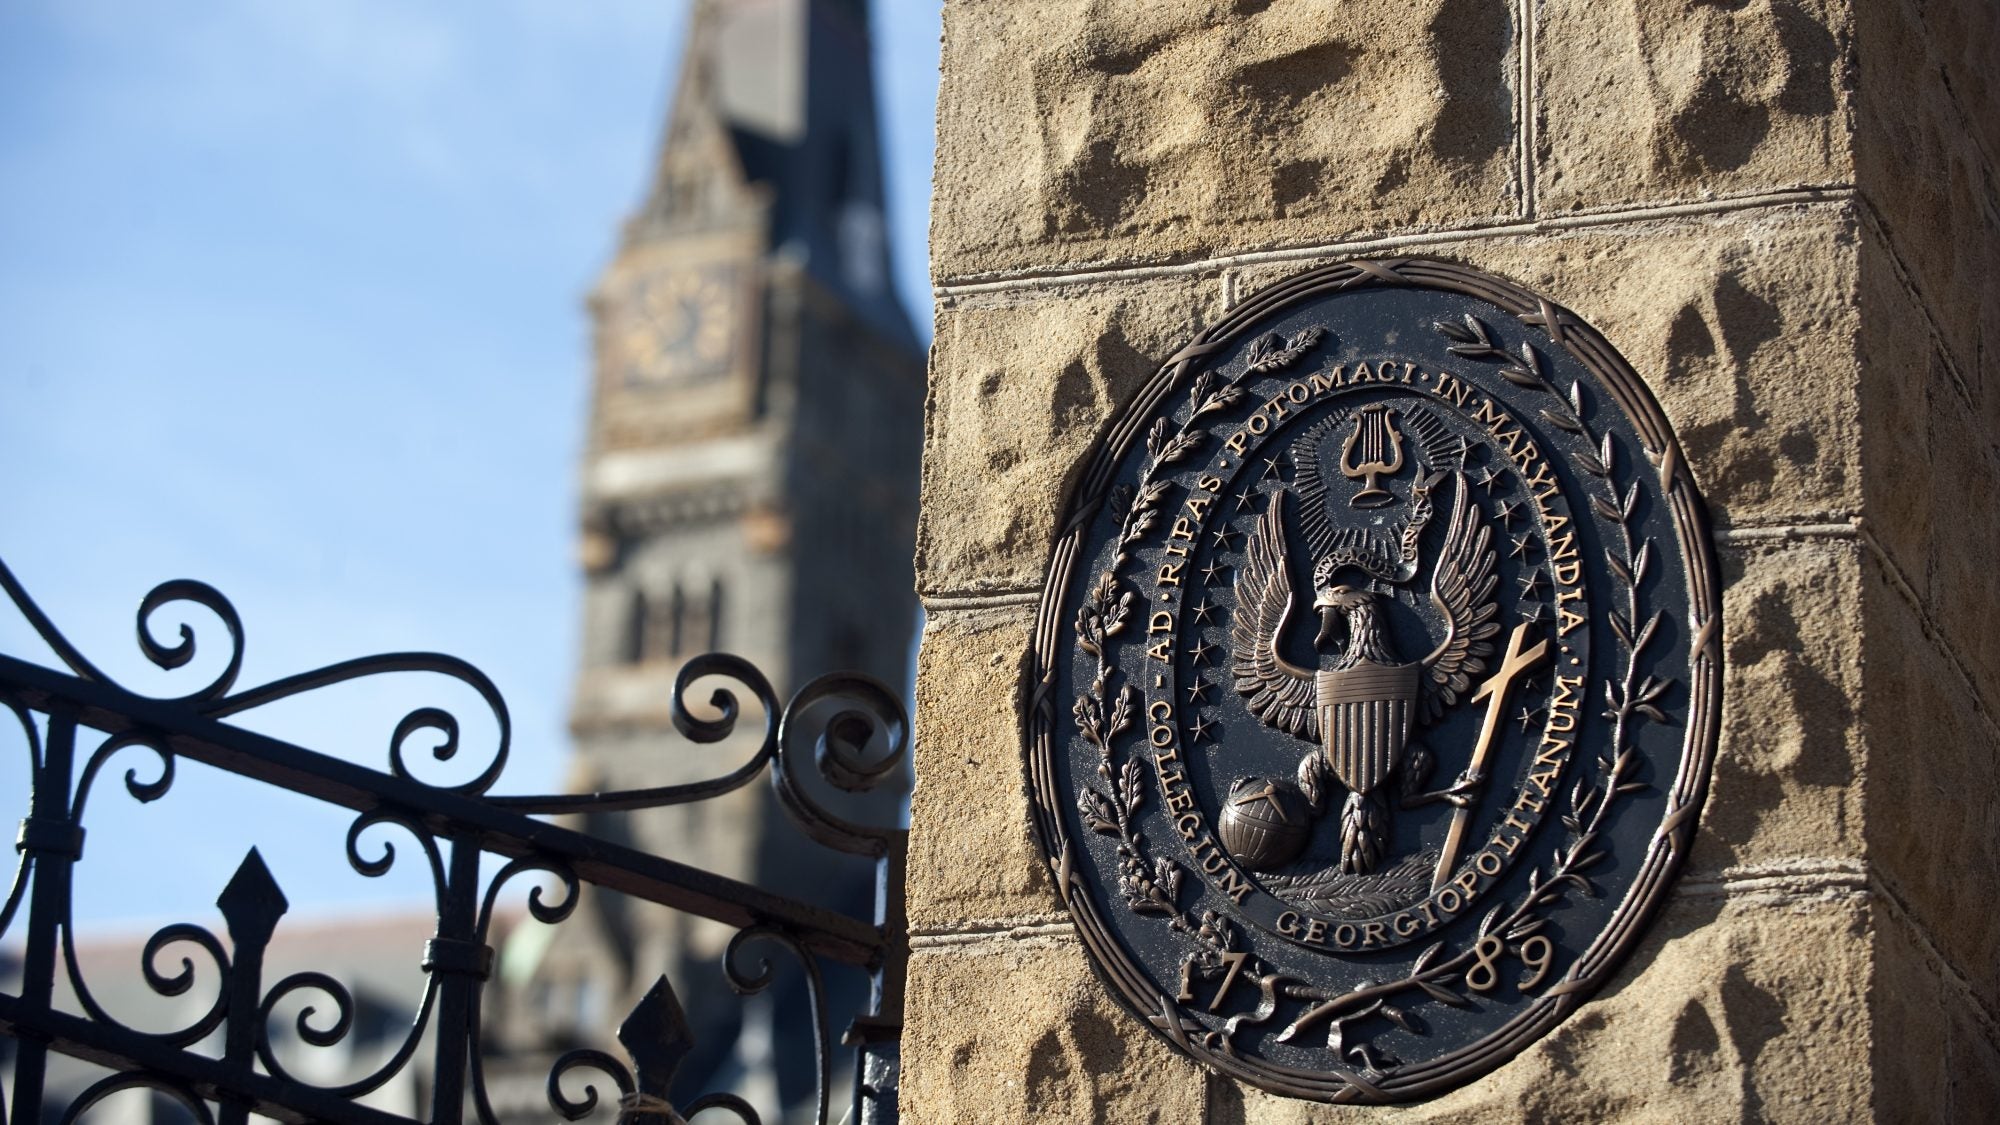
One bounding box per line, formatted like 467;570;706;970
487;0;923;1115
3;2;922;1121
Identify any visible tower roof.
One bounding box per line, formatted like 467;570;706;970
632;0;912;344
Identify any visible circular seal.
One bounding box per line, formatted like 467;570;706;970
1026;259;1721;1102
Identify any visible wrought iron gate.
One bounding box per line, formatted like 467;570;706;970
0;557;907;1124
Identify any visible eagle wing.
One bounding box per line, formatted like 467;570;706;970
1231;493;1319;741
1419;472;1501;723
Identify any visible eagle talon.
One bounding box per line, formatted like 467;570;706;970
1401;788;1472;810
1401;772;1486;810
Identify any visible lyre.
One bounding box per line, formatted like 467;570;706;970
1339;403;1405;508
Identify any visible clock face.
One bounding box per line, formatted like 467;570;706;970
617;266;736;385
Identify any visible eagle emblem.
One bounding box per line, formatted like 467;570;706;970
1231;461;1501;875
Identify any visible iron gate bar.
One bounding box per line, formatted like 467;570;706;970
0;557;908;1125
0;653;886;969
0;996;412;1125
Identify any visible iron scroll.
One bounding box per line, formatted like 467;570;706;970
1024;258;1722;1102
0;556;909;1124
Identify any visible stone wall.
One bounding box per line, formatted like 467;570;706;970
909;1;1997;1120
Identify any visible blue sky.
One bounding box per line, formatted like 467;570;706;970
0;0;943;927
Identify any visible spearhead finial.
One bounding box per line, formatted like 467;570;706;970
618;975;697;1100
216;847;288;951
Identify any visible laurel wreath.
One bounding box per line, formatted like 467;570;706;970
1072;328;1324;954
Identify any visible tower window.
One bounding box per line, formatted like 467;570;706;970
708;577;725;651
628;578;726;663
666;583;687;658
623;588;648;664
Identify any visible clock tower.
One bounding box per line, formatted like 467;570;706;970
503;0;923;1110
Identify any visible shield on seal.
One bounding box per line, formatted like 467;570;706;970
1315;661;1422;795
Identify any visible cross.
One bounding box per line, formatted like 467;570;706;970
1432;621;1551;893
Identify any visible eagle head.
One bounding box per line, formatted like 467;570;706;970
1310;559;1397;666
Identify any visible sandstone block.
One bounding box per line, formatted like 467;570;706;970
1209;890;1873;1123
917;277;1223;596
1917;364;2000;704
1536;0;1852;214
1910;0;2000;162
906;605;1057;932
931;0;1518;281
1982;210;2000;439
1693;537;1866;873
901;936;1206;1124
1233;206;1865;533
1868;902;1953;1124
1861;559;2000;1012
1856;244;1937;583
1855;0;1993;380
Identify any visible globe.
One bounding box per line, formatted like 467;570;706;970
1217;777;1312;872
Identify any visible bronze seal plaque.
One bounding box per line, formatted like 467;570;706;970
1025;259;1721;1102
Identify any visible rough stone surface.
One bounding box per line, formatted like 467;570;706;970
1235;206;1866;533
1902;354;2000;707
901;936;1207;1124
1856;243;1938;584
1207;892;1873;1123
1871;875;2000;1123
1855;0;1997;383
913;0;1999;1118
1694;538;1865;874
931;0;1519;281
1861;559;2000;1014
906;604;1058;932
1858;227;2000;718
1900;0;1999;167
917;277;1223;596
1537;0;1853;214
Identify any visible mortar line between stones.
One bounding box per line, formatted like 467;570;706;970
1856;521;2000;748
917;522;1869;607
1869;866;2000;1038
1715;521;1862;543
1885;0;2000;187
919;589;1043;611
1517;0;1536;221
1853;196;1979;410
932;186;1858;297
912;863;1877;952
908;919;1076;950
